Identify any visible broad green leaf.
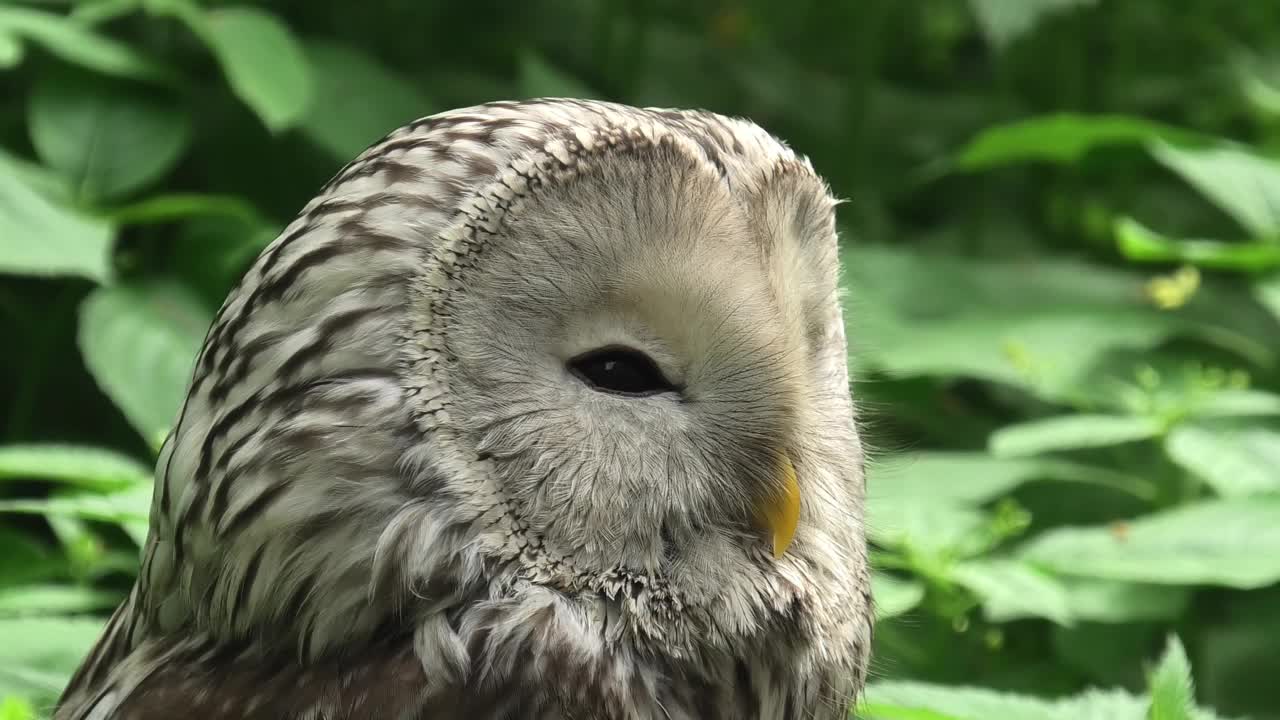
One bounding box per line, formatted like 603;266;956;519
28;71;192;201
517;50;600;99
1164;421;1280;497
104;193;260;226
189;6;313;132
968;0;1098;49
1021;497;1280;588
0;616;104;702
0;31;23;68
1061;579;1189;623
78;282;211;445
0;485;152;535
1257;274;1280;323
955;114;1200;169
1148;636;1196;720
0;5;174;83
990;415;1163;458
0;696;35;720
1190;389;1280;419
841;246;1275;397
1150;141;1280;239
872;572;925;621
0;584;121;616
0;444;150;491
872;452;1146;506
0;529;62;588
302;40;433;160
1115;217;1280;271
863;681;1227;720
867;498;988;557
951;558;1073;625
0;149;113;282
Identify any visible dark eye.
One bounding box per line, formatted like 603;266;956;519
568;346;678;397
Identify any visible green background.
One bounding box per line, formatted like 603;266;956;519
2;1;1279;718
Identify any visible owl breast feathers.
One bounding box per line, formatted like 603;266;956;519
56;99;873;720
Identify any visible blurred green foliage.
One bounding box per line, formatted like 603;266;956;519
2;0;1280;718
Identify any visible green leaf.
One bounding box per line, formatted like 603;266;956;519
301;39;433;160
1061;579;1190;623
0;616;104;702
1149;141;1280;239
955;114;1201;170
0;696;36;720
1190;389;1280;419
28;71;192;201
517;50;600;99
1164;421;1280;497
1115;217;1280;271
0;5;175;83
188;6;313;132
0;485;152;545
967;0;1099;50
0;444;150;491
1147;636;1196;720
0;149;114;282
863;681;1228;720
0;529;62;588
78;282;211;445
872;572;925;621
104;193;260;226
841;246;1273;396
990;415;1163;458
868;498;988;557
0;584;121;617
872;452;1145;506
1021;497;1280;588
1257;274;1280;323
0;31;24;69
952;558;1073;625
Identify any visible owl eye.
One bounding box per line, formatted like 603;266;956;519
568;346;677;397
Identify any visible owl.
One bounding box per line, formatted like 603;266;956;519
55;99;872;719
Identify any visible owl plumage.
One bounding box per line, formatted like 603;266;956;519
55;99;873;720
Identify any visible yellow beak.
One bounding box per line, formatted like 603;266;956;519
759;453;801;559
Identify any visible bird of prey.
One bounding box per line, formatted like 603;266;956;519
56;98;872;720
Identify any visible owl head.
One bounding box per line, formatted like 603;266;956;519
121;99;870;714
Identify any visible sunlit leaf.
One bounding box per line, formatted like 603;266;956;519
990;415;1163;458
952;558;1073;625
78;282;211;445
0;148;113;282
104;193;260;226
28;70;191;201
1061;579;1190;623
0;444;149;491
1150;141;1280;239
955;114;1200;169
0;584;121;617
188;6;313;132
0;485;152;537
302;39;433;160
0;5;175;83
0;616;104;703
0;696;36;720
1148;636;1196;720
872;572;925;621
967;0;1099;49
841;246;1276;397
1021;497;1280;588
1164;421;1280;497
1115;217;1280;271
